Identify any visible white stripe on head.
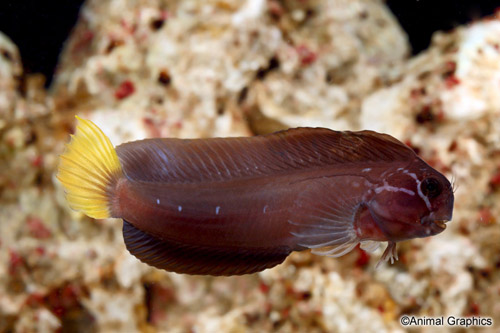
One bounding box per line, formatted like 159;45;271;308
402;169;432;210
374;181;415;196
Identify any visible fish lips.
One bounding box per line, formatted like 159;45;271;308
420;211;452;235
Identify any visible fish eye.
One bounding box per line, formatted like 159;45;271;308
420;178;442;198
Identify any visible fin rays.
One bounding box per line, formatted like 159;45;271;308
115;127;414;184
57;117;123;219
288;180;362;258
123;221;290;276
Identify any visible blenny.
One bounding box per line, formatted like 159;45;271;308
57;117;454;276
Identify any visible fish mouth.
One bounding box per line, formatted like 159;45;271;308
420;213;450;234
433;220;448;230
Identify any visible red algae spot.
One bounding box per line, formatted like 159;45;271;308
448;140;458;152
441;60;460;88
468;301;480;316
26;216;52;239
35;246;46;256
296;45;317;66
478;207;495;225
142;117;162;137
120;19;138;35
8;249;24;275
23;283;95;332
144;282;176;325
410;87;427;99
115;80;135;99
404;140;421;156
71;30;94;54
355;245;370;267
415;103;446;126
31;155;43;168
424;156;451;174
415;105;435;124
443;61;457;75
281;307;291;319
268;1;284;18
489;170;500;189
24;292;45;307
44;284;88;318
259;281;270;294
444;75;461;88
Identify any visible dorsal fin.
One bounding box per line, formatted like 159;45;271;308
116;128;414;184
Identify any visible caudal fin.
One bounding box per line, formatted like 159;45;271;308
57;116;123;219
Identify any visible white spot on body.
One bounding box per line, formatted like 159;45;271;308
156;198;160;205
216;206;220;215
178;206;182;212
362;168;372;172
263;205;268;213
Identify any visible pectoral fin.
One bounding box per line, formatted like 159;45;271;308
288;179;362;257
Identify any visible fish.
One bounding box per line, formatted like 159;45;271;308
57;117;454;276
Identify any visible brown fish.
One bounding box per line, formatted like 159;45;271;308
57;117;454;276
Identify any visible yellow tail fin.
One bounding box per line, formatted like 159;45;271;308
57;116;123;219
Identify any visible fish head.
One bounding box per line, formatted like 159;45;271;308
367;159;454;242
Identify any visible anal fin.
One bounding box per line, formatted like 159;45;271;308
122;221;291;276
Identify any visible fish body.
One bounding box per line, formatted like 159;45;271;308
58;117;454;275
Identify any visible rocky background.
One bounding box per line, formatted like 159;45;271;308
0;0;499;331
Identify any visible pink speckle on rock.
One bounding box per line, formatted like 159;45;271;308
25;292;45;307
8;249;24;275
31;155;43;168
489;170;500;189
444;75;460;88
478;207;495;225
143;117;162;137
296;45;317;66
444;61;457;74
115;80;135;100
356;245;370;267
268;1;284;18
26;216;52;239
259;281;270;294
71;30;94;54
35;246;46;256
